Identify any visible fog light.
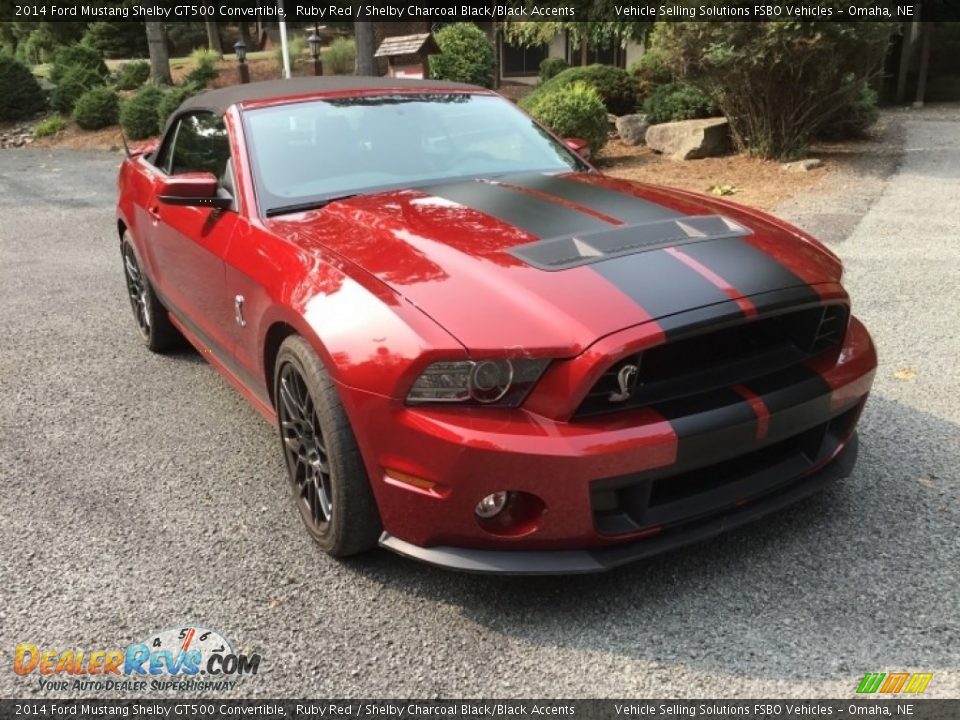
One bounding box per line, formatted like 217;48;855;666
475;491;509;519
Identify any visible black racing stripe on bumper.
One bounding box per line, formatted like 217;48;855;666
422;179;609;239
679;236;819;301
504;173;681;225
654;389;758;470
744;365;833;441
591;249;738;328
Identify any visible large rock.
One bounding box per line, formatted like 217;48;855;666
615;114;650;146
645;117;731;160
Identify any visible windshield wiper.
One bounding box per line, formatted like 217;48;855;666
265;194;359;217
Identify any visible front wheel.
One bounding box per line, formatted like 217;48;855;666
121;235;181;352
274;335;381;557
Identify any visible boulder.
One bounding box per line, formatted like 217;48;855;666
615;114;650;146
645;117;731;160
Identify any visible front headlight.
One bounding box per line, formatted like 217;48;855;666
406;359;550;407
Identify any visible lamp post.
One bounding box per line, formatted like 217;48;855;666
234;38;250;84
308;25;323;77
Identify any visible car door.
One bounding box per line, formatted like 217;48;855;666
147;111;239;357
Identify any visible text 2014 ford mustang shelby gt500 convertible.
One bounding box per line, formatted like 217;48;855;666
116;77;876;574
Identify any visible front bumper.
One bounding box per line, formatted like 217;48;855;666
379;433;858;575
344;315;876;568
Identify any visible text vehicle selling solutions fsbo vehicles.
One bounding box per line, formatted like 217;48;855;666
115;77;876;574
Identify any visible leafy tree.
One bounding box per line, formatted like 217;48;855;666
652;18;894;159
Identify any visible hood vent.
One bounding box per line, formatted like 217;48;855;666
509;215;750;271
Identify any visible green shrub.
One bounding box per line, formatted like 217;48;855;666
0;54;47;121
643;82;717;125
157;84;199;130
628;46;672;101
539;57;569;82
522;64;638;116
83;21;147;59
325;37;355;75
50;43;109;85
429;23;495;87
183;50;219;89
120;84;164;140
73;85;120;129
524;81;608;153
17;26;57;65
818;82;880;139
115;60;150;90
34;114;67;138
652;22;895;160
51;65;105;114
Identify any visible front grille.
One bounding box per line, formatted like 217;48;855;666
591;403;860;536
575;303;848;419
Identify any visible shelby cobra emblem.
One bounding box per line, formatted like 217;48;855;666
609;364;640;403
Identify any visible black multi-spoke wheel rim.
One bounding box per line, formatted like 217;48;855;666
278;362;333;531
123;246;150;337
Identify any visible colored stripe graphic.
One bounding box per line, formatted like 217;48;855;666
663;246;758;317
733;385;771;440
879;673;910;693
903;673;934;694
857;673;886;694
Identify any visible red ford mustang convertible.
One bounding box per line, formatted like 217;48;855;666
116;77;876;573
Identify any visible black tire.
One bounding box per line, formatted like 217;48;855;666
274;335;381;556
121;234;181;352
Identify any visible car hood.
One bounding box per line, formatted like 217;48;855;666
266;172;842;356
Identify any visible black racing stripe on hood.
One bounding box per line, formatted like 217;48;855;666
678;237;818;301
656;286;822;338
422;179;610;239
503;173;681;225
591;249;738;326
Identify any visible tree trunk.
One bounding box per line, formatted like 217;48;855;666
145;22;171;85
205;21;222;55
354;21;376;76
579;37;588;66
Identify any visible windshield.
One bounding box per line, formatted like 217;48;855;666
243;93;587;216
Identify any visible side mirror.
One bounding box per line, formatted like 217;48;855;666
563;137;592;161
158;172;231;210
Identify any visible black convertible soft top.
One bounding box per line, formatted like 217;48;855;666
179;76;483;115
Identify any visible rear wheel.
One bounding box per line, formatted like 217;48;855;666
121;235;180;352
274;335;381;556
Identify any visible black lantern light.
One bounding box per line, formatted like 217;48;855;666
308;25;323;77
234;38;249;84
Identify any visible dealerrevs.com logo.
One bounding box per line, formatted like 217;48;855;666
14;626;261;693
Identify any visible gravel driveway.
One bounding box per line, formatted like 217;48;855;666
1;108;957;699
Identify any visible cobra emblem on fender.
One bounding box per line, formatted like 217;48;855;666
608;364;639;403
